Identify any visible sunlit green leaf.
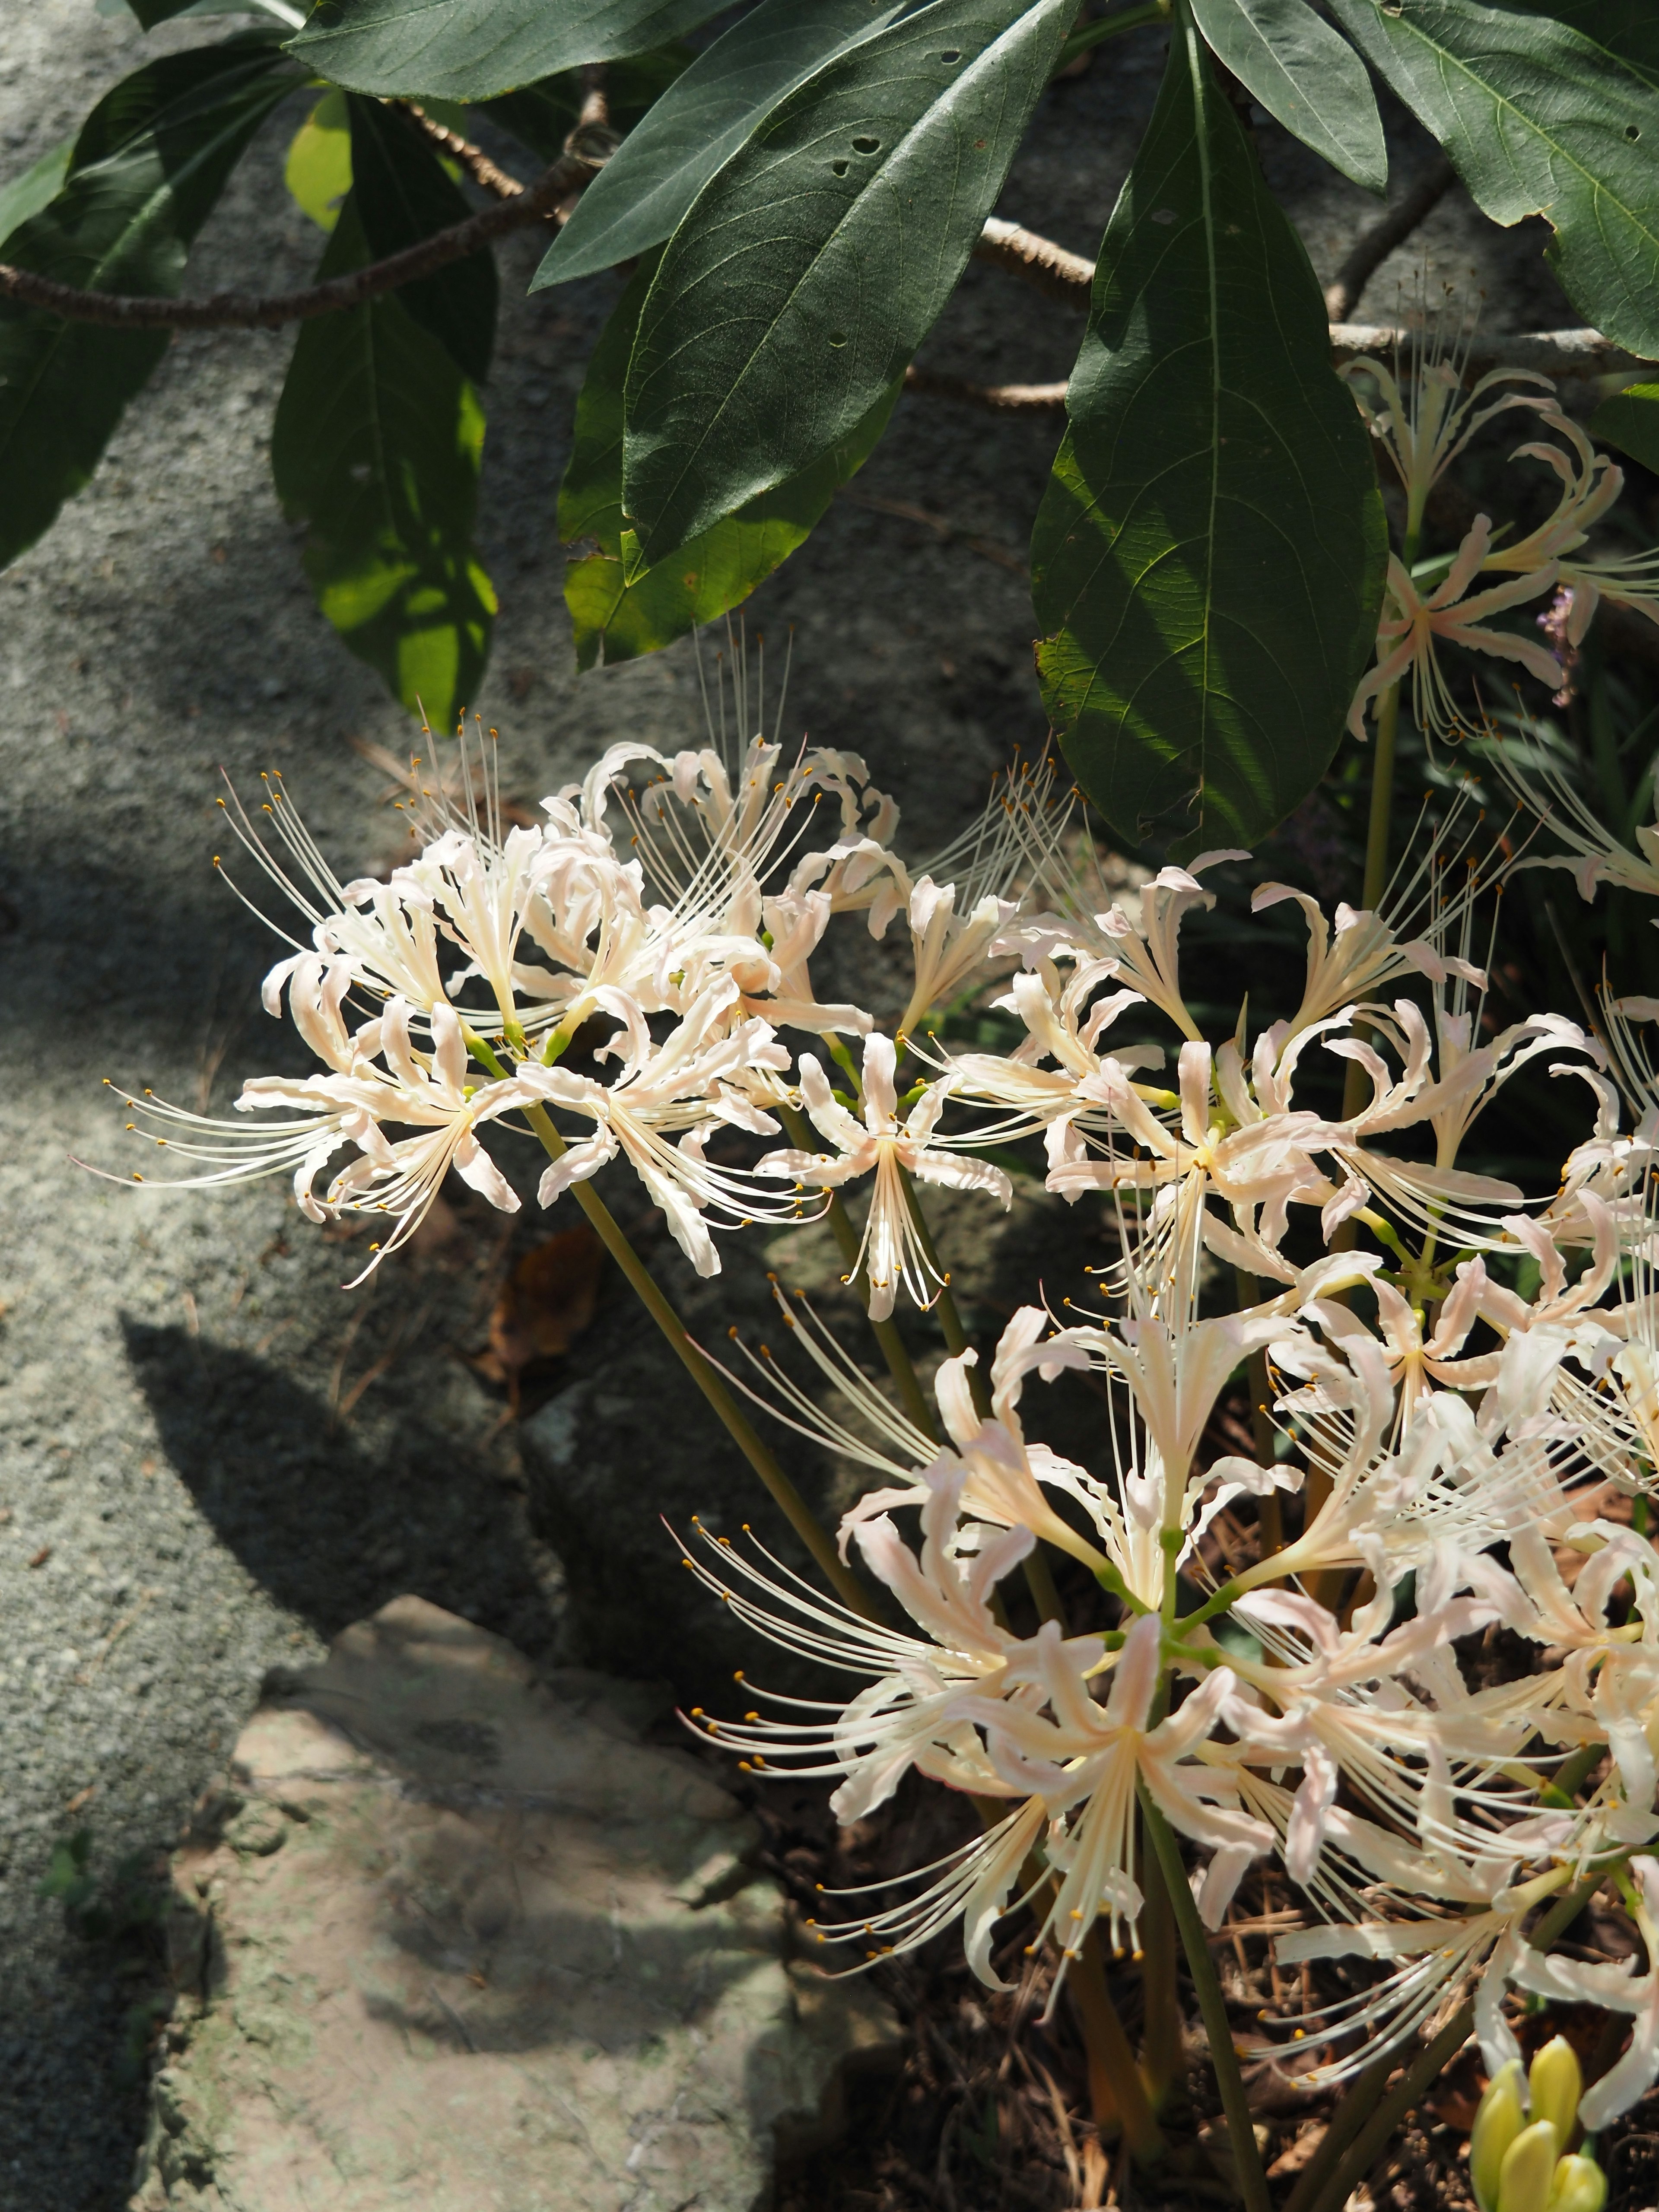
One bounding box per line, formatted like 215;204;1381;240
284;89;352;231
0;38;301;571
1030;4;1386;853
1330;0;1659;356
622;0;1073;565
0;137;74;253
271;194;496;725
1189;0;1387;195
560;253;897;669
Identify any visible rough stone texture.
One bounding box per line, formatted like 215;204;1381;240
130;1597;899;2212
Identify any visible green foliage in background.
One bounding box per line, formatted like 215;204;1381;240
1;0;1657;839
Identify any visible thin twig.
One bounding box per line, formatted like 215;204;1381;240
0;148;592;330
1322;155;1458;321
972;215;1095;304
395;100;527;202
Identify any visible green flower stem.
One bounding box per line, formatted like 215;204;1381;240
1293;1870;1612;2212
777;1102;938;1438
520;1100;877;1619
1138;1785;1272;2212
1138;1807;1184;2108
1054;0;1166;68
1071;1925;1167;2161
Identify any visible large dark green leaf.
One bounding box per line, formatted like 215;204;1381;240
1030;4;1386;854
1591;383;1659;474
347;95;497;382
534;0;915;289
271;195;497;726
622;0;1073;566
560;254;899;669
1189;0;1386;194
1329;0;1659;357
0;39;302;571
287;0;725;102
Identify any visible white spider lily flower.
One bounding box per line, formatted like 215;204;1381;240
897;876;1023;1039
104;997;541;1283
935;963;1163;1169
1348;519;1564;744
956;1616;1273;1968
525;996;802;1277
1342;331;1552;546
1066;852;1249;1041
836;1309;1114;1574
393;821;551;1027
1253;879;1487;1042
1481;410;1659;641
1498;1856;1659;2128
756;1033;1011;1319
1055;1303;1291;1606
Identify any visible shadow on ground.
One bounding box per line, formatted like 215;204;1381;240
123;1322;560;1661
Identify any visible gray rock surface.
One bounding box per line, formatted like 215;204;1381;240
0;1;1574;2202
130;1596;898;2212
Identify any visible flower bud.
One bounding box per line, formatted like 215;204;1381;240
1499;2121;1562;2212
1547;2155;1607;2212
1528;2037;1583;2145
1472;2061;1527;2212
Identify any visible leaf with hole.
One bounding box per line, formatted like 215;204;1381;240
1329;0;1659;356
560;253;899;670
288;0;728;102
284;89;352;231
347;95;497;383
0;37;302;572
270;194;497;727
621;0;1073;565
1188;0;1387;194
1591;383;1659;475
534;0;915;289
1030;6;1386;854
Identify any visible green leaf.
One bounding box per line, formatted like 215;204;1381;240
622;0;1074;565
124;0;305;25
1188;0;1387;195
347;95;497;382
271;194;497;727
0;137;74;253
0;38;301;572
480;48;692;160
1591;382;1659;473
535;0;915;289
284;89;352;231
287;0;726;102
560;253;898;668
1498;3;1659;92
1328;0;1659;358
1030;3;1386;854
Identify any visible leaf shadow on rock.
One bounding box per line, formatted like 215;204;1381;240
121;1320;561;1658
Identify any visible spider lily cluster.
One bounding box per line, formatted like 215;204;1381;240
99;362;1659;2159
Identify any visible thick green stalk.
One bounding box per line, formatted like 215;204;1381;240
521;1100;875;1618
777;1102;938;1437
1138;1815;1184;2106
1139;1788;1272;2212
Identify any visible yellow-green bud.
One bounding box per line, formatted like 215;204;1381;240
1472;2062;1527;2212
1547;2155;1607;2212
1528;2037;1583;2144
1499;2122;1562;2212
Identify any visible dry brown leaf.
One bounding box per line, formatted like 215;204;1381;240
474;1226;604;1406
